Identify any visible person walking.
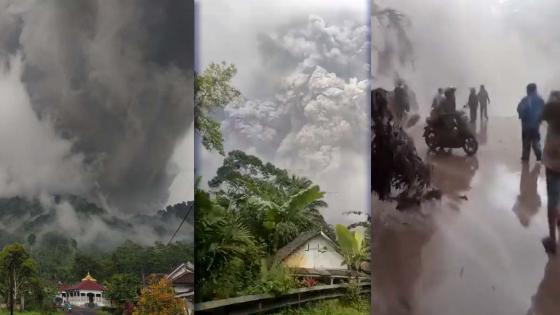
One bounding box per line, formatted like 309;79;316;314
517;83;544;162
541;91;560;254
468;88;479;123
478;84;490;120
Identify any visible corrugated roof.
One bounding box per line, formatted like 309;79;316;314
274;230;339;261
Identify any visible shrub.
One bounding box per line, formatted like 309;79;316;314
342;279;362;306
245;260;297;296
133;278;186;315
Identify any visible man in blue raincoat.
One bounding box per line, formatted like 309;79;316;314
517;83;544;162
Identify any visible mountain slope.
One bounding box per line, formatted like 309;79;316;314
0;195;193;249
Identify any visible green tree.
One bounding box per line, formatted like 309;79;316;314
32;232;77;282
209;150;292;198
209;151;332;252
195;62;241;155
247;185;327;252
371;2;414;74
104;273;140;307
0;243;38;315
146;242;193;275
335;225;367;272
195;188;262;301
71;253;108;282
110;241;148;278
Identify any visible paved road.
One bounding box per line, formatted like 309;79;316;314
372;117;559;315
64;306;98;315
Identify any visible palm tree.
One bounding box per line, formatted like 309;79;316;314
247;185;327;252
196;189;261;274
195;187;263;301
371;1;414;75
335;224;367;272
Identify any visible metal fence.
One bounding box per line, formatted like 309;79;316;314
195;282;371;314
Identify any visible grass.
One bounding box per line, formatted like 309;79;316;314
270;298;370;315
0;311;63;315
95;311;113;315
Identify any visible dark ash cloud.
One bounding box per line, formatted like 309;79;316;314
0;0;194;213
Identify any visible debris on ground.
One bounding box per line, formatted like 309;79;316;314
372;88;440;211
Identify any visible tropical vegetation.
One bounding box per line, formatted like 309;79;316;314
195;62;241;155
195;150;371;304
133;278;186;315
0;239;192;314
270;298;370;315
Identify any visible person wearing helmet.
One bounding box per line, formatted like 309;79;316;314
430;87;457;133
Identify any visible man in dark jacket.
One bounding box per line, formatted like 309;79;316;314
478;84;490;120
517;83;544;162
442;87;457;113
468;88;479;123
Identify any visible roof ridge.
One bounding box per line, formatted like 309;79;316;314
274;230;326;261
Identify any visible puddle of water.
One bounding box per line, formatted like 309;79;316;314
372;117;558;315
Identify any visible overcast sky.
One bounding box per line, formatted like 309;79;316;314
373;0;560;116
196;0;370;226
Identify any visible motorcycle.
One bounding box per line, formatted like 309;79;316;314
423;110;478;156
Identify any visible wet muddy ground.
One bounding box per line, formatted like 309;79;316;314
372;116;560;315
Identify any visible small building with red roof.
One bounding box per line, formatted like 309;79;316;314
58;273;110;307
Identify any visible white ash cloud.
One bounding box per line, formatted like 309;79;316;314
258;15;369;81
198;1;370;223
222;16;369;174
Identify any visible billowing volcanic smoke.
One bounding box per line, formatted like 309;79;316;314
199;7;370;225
0;0;194;213
222;15;369;174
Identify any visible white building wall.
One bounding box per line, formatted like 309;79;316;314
66;290;109;307
283;235;347;270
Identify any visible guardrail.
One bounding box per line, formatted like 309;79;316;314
195;282;370;314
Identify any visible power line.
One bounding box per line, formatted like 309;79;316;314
167;202;194;245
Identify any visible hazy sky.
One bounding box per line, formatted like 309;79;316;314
373;0;560;116
197;0;370;226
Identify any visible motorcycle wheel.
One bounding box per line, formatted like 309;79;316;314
463;135;478;156
425;129;438;151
